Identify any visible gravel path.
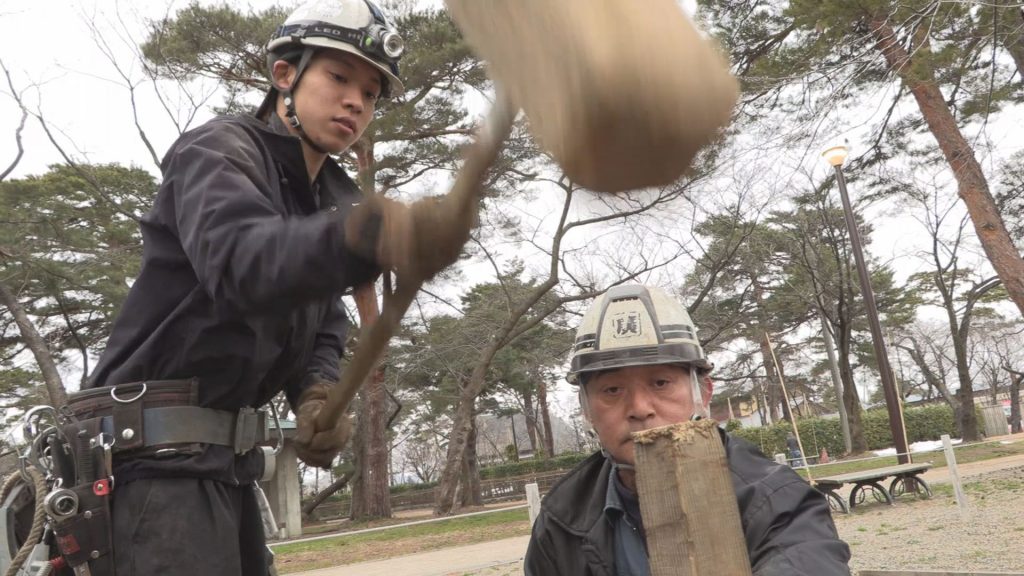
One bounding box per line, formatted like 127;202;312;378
839;464;1024;573
458;463;1024;575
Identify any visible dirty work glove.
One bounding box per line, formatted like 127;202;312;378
345;194;470;280
294;381;352;468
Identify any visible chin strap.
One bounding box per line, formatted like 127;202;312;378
690;365;710;420
279;48;329;155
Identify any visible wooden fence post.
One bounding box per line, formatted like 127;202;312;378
525;482;541;524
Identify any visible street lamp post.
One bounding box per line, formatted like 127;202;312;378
822;145;911;464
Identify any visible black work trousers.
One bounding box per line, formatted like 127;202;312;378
110;478;270;575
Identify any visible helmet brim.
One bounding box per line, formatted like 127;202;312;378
568;351;713;385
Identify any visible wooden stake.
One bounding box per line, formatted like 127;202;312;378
941;434;968;514
633;419;752;576
765;332;813;481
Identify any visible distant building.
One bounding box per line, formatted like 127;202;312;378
710;393;762;428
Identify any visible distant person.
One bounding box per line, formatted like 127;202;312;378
787;432;805;466
524;284;851;575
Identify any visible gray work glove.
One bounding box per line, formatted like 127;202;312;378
344;194;469;280
294;380;351;469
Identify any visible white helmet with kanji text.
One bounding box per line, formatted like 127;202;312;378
567;284;711;385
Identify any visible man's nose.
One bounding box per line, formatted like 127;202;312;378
625;388;656;421
343;88;364;114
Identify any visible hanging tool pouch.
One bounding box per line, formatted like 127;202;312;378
48;379;201;576
48;416;114;576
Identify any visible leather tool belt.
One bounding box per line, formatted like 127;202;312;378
42;379;272;576
63;379;270;457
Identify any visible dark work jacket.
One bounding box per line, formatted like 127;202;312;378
87;113;378;485
524;431;851;576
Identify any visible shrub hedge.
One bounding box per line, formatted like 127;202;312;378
478;451;593;479
728;404;960;457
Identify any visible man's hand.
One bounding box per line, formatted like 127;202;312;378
294;380;351;468
345;194;469;281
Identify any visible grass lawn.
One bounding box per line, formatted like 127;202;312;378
272;508;531;574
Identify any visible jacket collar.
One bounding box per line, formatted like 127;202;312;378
545;428;734;535
236;113;363;210
541;451;614;536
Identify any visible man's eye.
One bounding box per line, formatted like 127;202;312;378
365;90;379;102
654;379;671;388
603;386;621;396
330;73;348;83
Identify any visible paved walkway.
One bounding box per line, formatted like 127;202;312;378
291;535;529;576
921;450;1024;483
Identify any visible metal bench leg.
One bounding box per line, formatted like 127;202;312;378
824;490;850;514
890;474;932;500
850;481;893;507
911;474;931;499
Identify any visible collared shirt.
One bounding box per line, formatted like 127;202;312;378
604;468;650;576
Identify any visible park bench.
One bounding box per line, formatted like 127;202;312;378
813;462;933;514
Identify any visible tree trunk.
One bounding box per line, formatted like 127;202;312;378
756;383;770;426
522;390;539;454
989;365;1000;405
955;382;979;440
754;283;784;422
757;341;784;422
837;353;868;453
835;317;868;452
820;313;852;454
350;366;392;520
538;379;556;457
871;18;1024;320
901;339;956;413
508;413;520;457
1010;374;1022;434
951;333;979;440
0;279;67;407
349;396;368;519
994;1;1024;81
435;337;507;515
302;470;354;519
460;416;483;507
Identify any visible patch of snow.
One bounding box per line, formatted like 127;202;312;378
872;438;962;457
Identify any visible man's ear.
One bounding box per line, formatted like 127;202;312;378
701;374;714;409
271;60;297;92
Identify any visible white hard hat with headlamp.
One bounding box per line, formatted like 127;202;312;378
257;0;405;150
266;0;404;96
